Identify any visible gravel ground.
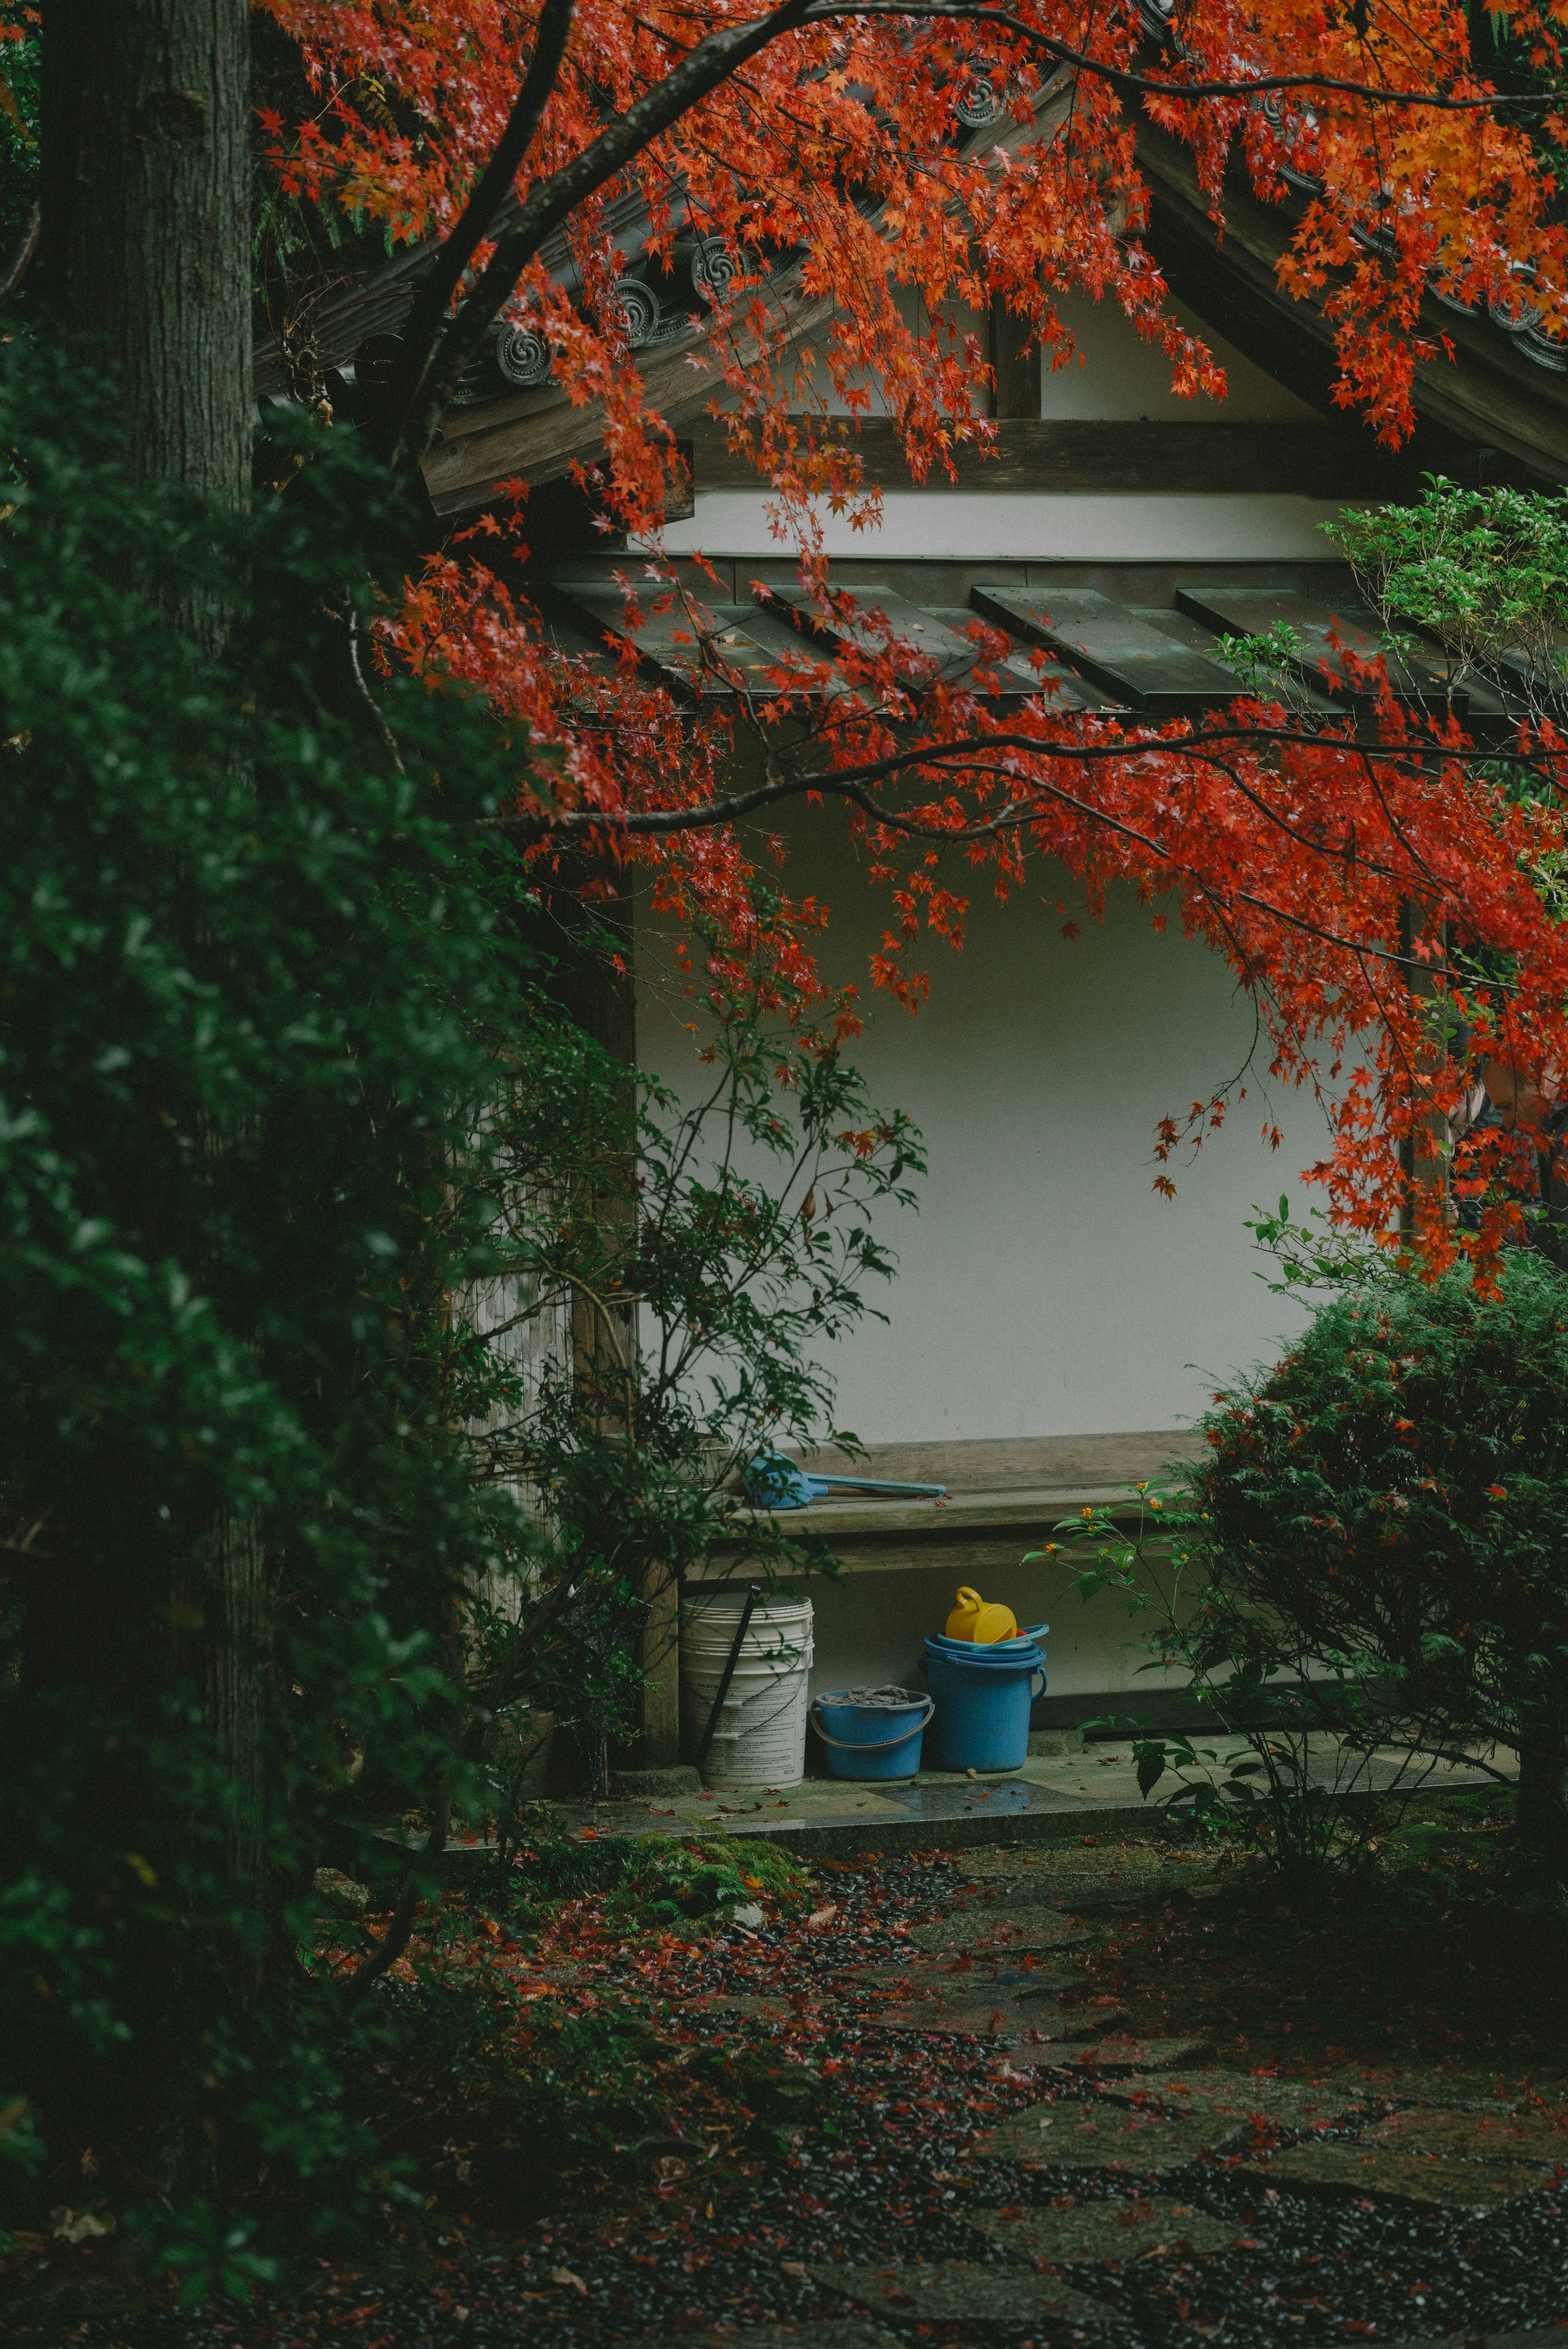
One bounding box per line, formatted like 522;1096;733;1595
16;1840;1568;2349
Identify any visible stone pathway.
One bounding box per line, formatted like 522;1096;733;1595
99;1839;1560;2349
614;1850;1567;2348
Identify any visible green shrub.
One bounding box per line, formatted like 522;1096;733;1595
1191;1259;1568;1866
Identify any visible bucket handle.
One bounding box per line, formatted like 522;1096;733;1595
809;1696;935;1752
1031;1668;1047;1701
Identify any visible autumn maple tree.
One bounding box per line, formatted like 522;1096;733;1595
7;0;1568;2275
251;0;1568;1268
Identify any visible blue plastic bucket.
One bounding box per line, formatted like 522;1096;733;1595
810;1687;933;1781
926;1623;1049;1660
923;1636;1046;1773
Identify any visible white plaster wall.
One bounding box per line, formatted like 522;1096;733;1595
638;827;1316;1448
1035;292;1319;422
653;490;1354;562
710;285;1318;423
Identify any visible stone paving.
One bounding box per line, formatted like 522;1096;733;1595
621;1848;1566;2347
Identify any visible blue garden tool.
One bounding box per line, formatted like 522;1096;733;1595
742;1449;947;1510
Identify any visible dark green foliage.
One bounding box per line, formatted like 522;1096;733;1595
1049;1261;1568;1877
0;342;539;2273
461;987;923;1789
0;339;915;2287
1191;1260;1568;1731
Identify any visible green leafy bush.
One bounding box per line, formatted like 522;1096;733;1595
1190;1259;1568;1866
1048;1261;1568;1877
0;335;897;2287
0;341;543;2276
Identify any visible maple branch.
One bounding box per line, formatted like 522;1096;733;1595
483;717;1568;973
806;3;1568;114
0;201;39;304
381;0;815;472
488;721;1565;840
380;0;577;457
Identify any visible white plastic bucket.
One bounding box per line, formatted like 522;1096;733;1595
680;1594;814;1789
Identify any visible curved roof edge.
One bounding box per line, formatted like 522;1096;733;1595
1137;120;1568;490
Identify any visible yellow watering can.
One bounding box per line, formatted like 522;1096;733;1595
944;1585;1018;1644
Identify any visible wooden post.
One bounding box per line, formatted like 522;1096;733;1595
535;867;684;1766
989;298;1040;421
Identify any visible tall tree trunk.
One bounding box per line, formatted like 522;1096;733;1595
43;0;251;521
37;2;266;2013
1516;1712;1568;1883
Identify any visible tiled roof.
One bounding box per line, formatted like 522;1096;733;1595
546;565;1520;735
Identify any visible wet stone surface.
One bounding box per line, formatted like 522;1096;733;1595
966;2099;1237;2176
1240;2105;1568;2212
52;1841;1568;2349
1104;2066;1385;2133
631;2328;902;2349
836;1959;1084;1992
806;2258;1126;2328
880;1994;1129;2041
1041;2034;1217;2073
904;1913;1098;1957
960;2195;1254;2262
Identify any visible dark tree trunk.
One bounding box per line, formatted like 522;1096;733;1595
43;0;252;520
1516;1714;1568;1881
36;2;267;2015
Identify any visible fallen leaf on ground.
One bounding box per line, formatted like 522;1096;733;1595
50;2207;112;2243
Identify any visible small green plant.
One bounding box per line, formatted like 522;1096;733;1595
489;1814;813;1933
1326;478;1568;720
1047;1258;1568;1883
1036;1487;1400;1877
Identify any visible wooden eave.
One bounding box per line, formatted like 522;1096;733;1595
544;564;1525;738
254;76;1568;515
1136;119;1568;489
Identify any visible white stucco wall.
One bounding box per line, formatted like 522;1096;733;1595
731;284;1319;423
653;490;1352;562
1035;292;1318;423
638;822;1316;1448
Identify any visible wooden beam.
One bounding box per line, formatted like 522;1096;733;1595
690;417;1393;497
419;276;839;516
990;298;1040;421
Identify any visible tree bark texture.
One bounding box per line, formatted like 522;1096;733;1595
37;2;267;2010
43;0;252;516
1516;1714;1568;1880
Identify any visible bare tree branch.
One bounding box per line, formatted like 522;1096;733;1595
382;0;814;471
809;4;1568;114
378;0;577;464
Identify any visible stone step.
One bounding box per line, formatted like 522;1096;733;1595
880;1995;1129;2041
961;2196;1253;2264
1040;2036;1217;2076
1238;2106;1568;2215
835;1959;1082;1993
631;2327;900;2349
1103;2067;1388;2133
903;1914;1098;1958
967;2100;1229;2177
806;2260;1126;2331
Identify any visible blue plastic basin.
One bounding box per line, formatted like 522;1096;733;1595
811;1689;932;1780
922;1636;1046;1773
